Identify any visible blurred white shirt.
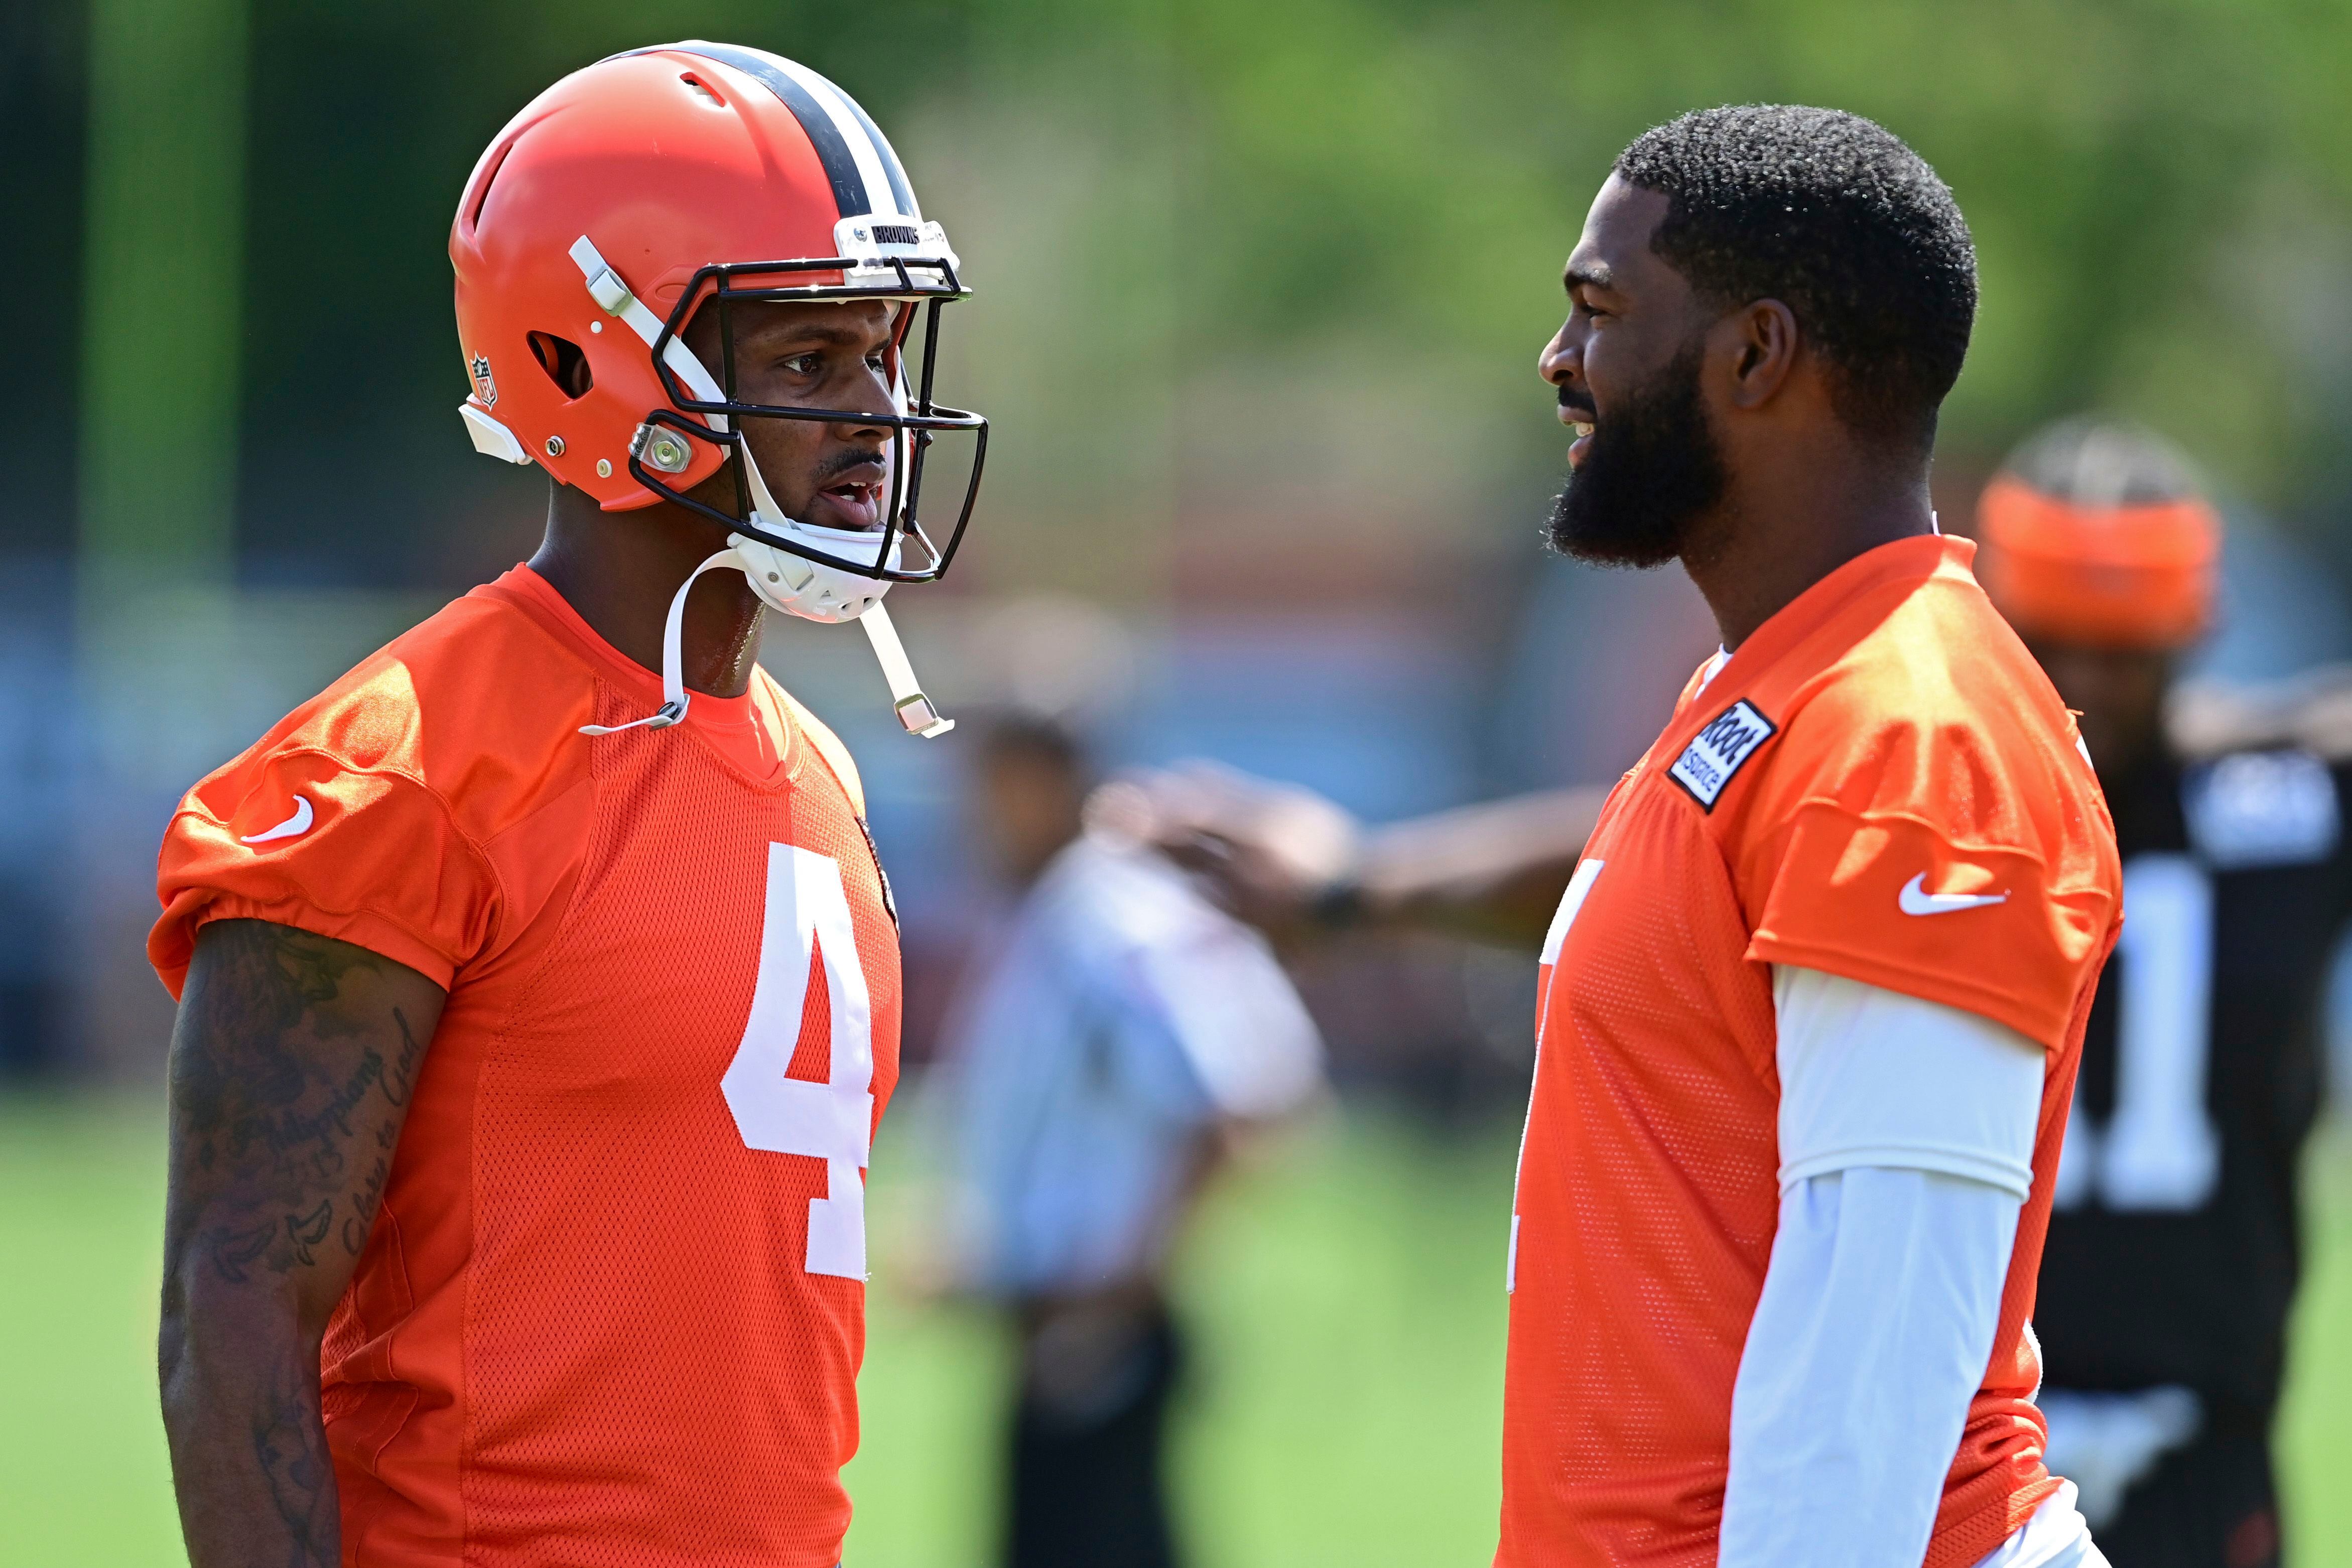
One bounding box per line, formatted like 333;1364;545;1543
942;834;1324;1298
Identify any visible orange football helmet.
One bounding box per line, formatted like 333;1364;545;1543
1976;420;2218;651
450;42;986;733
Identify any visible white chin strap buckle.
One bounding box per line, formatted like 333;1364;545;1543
578;551;956;740
895;693;949;734
862;603;954;737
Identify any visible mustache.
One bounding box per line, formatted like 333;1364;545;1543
812;446;890;484
1557;385;1598;421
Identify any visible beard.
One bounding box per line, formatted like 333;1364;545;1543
1545;338;1728;569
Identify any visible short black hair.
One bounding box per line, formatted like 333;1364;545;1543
2002;417;2202;507
1614;105;1977;448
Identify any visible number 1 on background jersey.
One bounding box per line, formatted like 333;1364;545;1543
722;844;876;1279
2054;852;2221;1213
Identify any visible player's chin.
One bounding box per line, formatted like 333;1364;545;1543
1545;483;1682;569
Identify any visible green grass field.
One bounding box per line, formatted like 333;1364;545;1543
5;1095;2349;1565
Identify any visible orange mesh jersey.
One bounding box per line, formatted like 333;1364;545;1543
1500;535;2122;1568
151;565;903;1567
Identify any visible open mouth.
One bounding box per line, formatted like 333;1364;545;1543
1557;391;1599;470
1565;418;1597;470
805;458;890;532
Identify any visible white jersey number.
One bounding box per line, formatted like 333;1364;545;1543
2053;853;2221;1212
721;844;876;1278
1509;858;1606;1293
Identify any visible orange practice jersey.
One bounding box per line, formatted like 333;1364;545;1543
151;565;902;1567
1499;536;2122;1568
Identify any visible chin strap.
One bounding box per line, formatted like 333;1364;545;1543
579;548;744;736
861;602;954;737
579;551;958;740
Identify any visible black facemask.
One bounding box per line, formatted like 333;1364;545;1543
1546;336;1727;569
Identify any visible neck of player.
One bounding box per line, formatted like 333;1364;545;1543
1684;428;1936;654
529;481;766;700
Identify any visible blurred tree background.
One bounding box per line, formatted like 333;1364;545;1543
7;0;2351;598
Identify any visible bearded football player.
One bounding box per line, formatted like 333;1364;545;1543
1979;421;2343;1568
1141;106;2126;1567
149;44;983;1567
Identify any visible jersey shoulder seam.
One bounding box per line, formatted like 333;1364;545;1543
184;744;510;964
1775;797;2060;876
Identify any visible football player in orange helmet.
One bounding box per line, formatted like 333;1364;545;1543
152;44;982;1567
1985;422;2340;1568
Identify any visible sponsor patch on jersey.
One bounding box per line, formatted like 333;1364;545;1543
2185;749;2341;869
1668;699;1777;811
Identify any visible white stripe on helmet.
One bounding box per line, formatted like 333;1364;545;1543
763;54;907;219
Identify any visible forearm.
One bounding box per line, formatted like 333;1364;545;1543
158;918;446;1568
160;1271;339;1565
1719;1167;2020;1567
1353;787;1604;946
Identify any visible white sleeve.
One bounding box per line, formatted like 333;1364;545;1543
1138;922;1324;1120
1717;969;2045;1568
1719;1168;2023;1567
1069;842;1325;1125
1772;966;2045;1199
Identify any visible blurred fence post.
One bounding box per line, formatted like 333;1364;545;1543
920;7;1181;607
77;0;246;589
71;0;249;1076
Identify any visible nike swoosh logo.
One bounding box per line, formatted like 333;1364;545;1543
240;794;314;845
1898;872;2007;916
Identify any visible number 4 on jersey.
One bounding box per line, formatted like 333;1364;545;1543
722;843;876;1279
1509;858;1606;1294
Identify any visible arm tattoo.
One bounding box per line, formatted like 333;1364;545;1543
249;1355;339;1566
160;920;446;1568
168;925;434;1285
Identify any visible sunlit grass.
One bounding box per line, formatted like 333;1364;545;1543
4;1096;2346;1566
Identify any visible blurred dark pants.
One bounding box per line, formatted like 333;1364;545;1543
2099;1400;2279;1568
1005;1292;1182;1568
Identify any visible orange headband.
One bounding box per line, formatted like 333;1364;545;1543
1975;475;2220;649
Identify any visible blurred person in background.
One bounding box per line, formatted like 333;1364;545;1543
938;714;1323;1568
1133;106;2128;1568
144;46;983;1567
1979;419;2352;1568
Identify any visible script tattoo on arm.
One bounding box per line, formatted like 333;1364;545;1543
158;919;447;1568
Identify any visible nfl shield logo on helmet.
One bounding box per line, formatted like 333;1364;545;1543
470;353;497;406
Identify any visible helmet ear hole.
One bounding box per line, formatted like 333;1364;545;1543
527;332;593;400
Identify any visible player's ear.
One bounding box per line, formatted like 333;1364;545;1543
1720;298;1799;412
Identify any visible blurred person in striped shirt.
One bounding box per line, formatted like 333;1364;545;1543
934;714;1324;1568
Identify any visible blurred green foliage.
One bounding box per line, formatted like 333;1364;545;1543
1145;0;2352;509
6;0;2350;583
